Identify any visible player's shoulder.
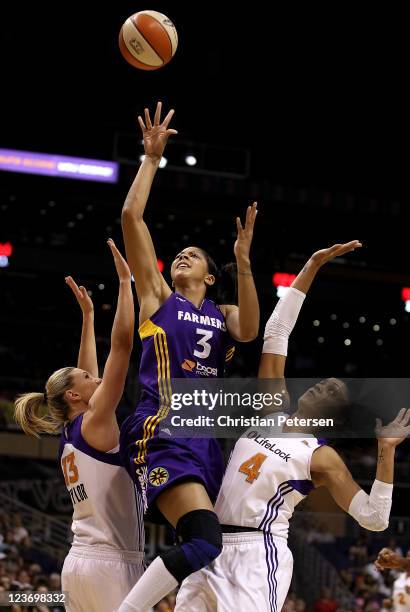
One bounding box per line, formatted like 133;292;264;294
310;444;345;472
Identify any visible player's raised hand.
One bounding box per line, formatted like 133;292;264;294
65;276;94;315
375;408;410;447
138;101;178;162
310;240;362;269
375;548;403;571
107;239;131;282
233;202;258;264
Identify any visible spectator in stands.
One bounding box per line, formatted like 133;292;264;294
13;568;32;590
306;521;336;544
386;538;403;558
48;572;61;591
380;598;392;610
363;557;391;598
11;515;28;544
3;531;19;555
0;575;11;590
28;563;42;581
312;587;338;612
349;537;369;568
282;598;297;612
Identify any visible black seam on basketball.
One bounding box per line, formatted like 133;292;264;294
157;20;173;60
130;16;166;65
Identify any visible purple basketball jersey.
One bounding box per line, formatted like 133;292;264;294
138;292;235;405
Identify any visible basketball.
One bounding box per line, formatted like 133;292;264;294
119;10;178;70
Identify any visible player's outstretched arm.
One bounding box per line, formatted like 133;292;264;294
311;408;410;532
65;276;98;378
375;548;410;572
82;240;134;446
258;240;362;379
121;101;176;322
222;202;259;342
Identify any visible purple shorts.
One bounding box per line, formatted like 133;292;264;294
120;405;225;523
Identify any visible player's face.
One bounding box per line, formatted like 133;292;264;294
68;368;102;404
171;247;214;286
298;378;349;417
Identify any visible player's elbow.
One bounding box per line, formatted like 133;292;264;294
359;514;390;532
121;205;143;223
370;517;389;532
237;323;259;343
111;337;134;354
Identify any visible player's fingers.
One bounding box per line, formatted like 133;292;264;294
236;217;244;234
393;407;407;424
162;108;175;128
65;276;80;295
138;116;146;132
249;202;258;227
107;238;119;256
144;108;153;129
399;408;410;425
154;101;162;125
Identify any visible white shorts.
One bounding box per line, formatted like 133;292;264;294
62;545;145;612
175;532;293;612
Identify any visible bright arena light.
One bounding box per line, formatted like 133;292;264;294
276;285;288;298
185;155;197;166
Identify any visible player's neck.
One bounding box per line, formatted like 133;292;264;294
175;284;207;309
67;405;88;422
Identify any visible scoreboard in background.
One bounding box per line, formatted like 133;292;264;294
0;148;119;183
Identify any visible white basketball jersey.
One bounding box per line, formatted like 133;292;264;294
215;425;323;539
59;414;144;551
393;573;410;612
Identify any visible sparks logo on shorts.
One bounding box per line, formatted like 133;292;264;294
181;359;218;376
149;467;169;487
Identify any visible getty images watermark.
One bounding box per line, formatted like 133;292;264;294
170;389;334;428
156;378;410;439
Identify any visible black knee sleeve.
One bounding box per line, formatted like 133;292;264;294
160;509;223;583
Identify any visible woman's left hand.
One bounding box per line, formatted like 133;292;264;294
233;202;258;264
65;276;94;315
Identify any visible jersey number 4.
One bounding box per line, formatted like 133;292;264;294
62;451;79;486
238;453;267;484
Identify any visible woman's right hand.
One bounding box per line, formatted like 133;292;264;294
309;240;362;269
108;238;131;282
65;276;94;315
375;408;410;447
138;101;178;162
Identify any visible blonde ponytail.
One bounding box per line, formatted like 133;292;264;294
14;367;75;437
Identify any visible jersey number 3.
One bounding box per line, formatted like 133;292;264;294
239;453;267;484
194;328;213;359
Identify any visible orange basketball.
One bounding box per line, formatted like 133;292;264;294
119;10;178;71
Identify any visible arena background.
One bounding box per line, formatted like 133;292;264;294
1;4;409;611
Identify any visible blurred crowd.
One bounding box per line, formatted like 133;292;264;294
0;511;63;612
